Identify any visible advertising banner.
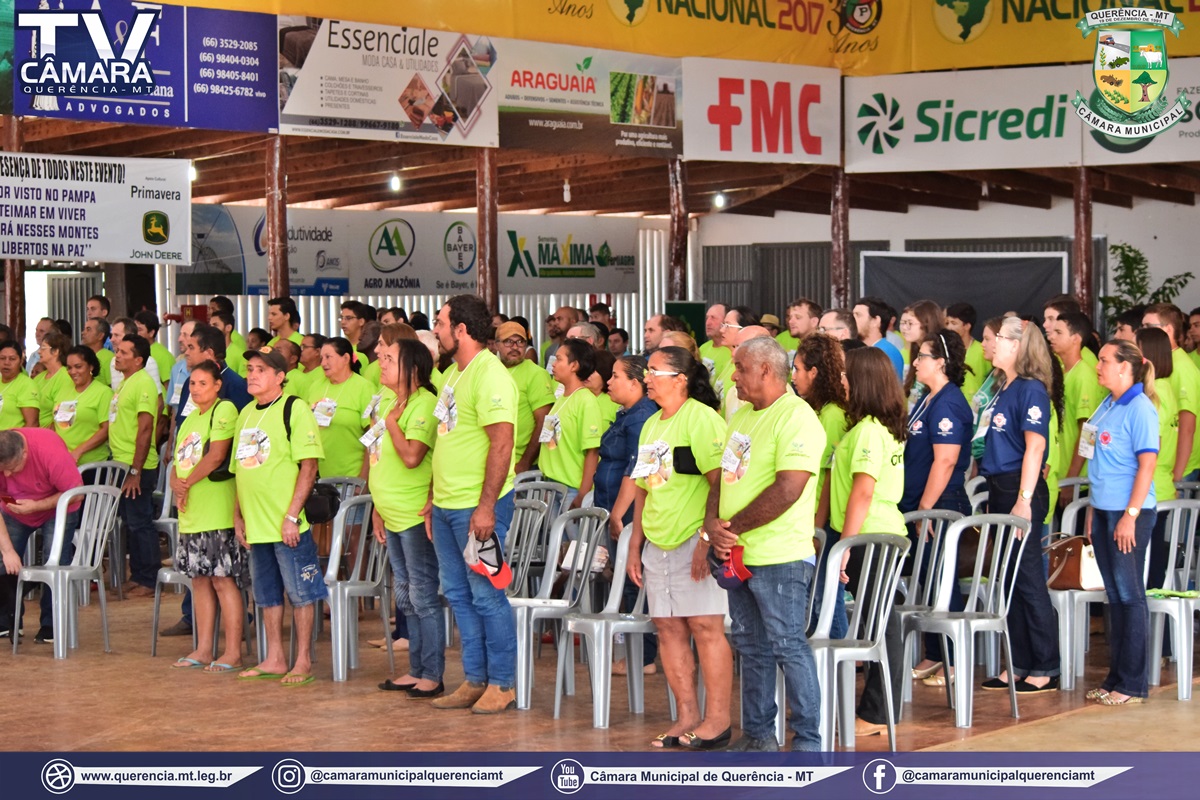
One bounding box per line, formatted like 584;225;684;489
277;17;498;146
0;152;191;265
496;39;682;157
499;213;639;294
681;57;840;165
1082;56;1200;165
155;0;839;69
0;0;12;116
844;65;1083;173
12;0;278;132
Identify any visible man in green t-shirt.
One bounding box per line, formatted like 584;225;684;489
430;295;520;715
1048;312;1101;504
944;302;991;404
496;321;555;473
266;296;304;347
110;337;162;596
697;303;730;382
210;311;247;378
82;318;114;387
232;348;326;686
705;337;824;752
1144;303;1199;481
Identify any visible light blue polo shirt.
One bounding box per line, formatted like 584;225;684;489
873;338;905;380
1086;383;1159;512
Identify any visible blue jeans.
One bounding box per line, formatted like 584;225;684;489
728;560;822;751
432;492;516;686
1090;508;1152;698
810;528;848;640
118;468;159;587
250;532;328;608
2;509;81;629
386;522;445;682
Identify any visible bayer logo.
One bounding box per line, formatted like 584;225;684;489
41;760;75;795
863;758;898;794
550;758;585;795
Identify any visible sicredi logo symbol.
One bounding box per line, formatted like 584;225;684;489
856;93;904;154
369;219;416;273
17;10;158;97
707;78;824;155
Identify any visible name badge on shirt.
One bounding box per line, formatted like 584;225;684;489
1078;421;1098;460
55;400;77;425
972;408;992;443
236;428;266;463
631;440;670;481
170;381;183;406
313;399;337;428
108;395;118;424
539;414;560;447
434;387;457;435
180;397;197;418
365;394;382;422
359;417;386;448
721;432;751;483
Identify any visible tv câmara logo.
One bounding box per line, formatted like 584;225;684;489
1073;8;1190;142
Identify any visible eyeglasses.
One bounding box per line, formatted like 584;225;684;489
1142;322;1164;329
913;352;938;362
339;314;360;322
996;334;1022;341
647;368;681;378
817;326;847;334
720;322;743;330
899;320;918;330
500;337;527;348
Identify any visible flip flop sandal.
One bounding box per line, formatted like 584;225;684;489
911;662;943;681
238;668;287;681
171;657;206;669
1086;688;1109;700
281;673;315;687
205;662;242;673
1098;694;1145;705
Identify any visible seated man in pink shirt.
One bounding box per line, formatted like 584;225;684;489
0;429;84;643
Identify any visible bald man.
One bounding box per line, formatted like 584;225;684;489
541;306;579;368
721;325;772;421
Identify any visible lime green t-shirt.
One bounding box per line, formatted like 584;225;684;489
230;330;248;355
596;392;619;435
149;342;174;387
1191;349;1200;374
508;359;556;464
52;379;113;465
368;387;437;531
1081;348;1098;367
174;399;238;534
1170;348;1200;473
304;372;374;478
1045;405;1061;525
226;348;247;378
1153;377;1180;503
432;366;444;393
362;359;382;388
285;368;315;399
267;332;304;348
635;398;726;550
699;340;731;380
538;387;602;489
95;348;114;387
108;369;160;469
816;401;848;501
0;373;38;431
431;351;518;509
231;394;325;544
775;331;800;355
962;339;991;406
719;394;825;565
1062;358;1101;479
33;367;72;427
829;416;905;536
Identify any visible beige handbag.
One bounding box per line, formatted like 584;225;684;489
1046;536;1105;591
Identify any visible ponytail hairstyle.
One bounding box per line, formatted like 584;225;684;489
1106;339;1158;407
322;336;361;374
921;329;969;388
845;347;907;443
396;339;437;397
902;299;945;394
997;316;1065;431
654;346;720;411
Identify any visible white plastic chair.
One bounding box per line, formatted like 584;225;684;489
908;514;1032;729
503;499;550;599
965;476;988;515
809;533;910;750
515;470;543;485
553;524;655;728
511;507;609;711
324;494;393;682
13;485;121;660
150;483;192;655
1046;497;1091;691
78;461;129;598
1147;499;1200;701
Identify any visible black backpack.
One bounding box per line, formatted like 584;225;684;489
281;395;341;525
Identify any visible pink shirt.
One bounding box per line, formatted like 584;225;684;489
0;429;84;528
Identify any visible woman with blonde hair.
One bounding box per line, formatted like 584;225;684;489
659;330;699;358
979;316;1061;693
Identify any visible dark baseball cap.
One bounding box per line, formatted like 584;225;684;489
243;346;288;373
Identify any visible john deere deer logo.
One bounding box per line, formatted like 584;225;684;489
142;211;169;245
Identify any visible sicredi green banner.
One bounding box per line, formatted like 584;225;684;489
844;64;1086;172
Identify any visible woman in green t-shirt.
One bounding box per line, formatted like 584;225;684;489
54;346;113;464
830;346;908;738
0;341;38;430
32;332;73;428
629;346;732;751
542;338;601;508
169;360;246;673
369;332;444;698
970;316;1006;462
1137;327;1180;598
304;336;374;478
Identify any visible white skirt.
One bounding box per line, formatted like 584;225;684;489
643;534;729;619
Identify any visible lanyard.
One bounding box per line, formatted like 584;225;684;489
240;394;282;436
909;391;934;433
443;350;484;395
1085;396;1119;430
644;401;686;445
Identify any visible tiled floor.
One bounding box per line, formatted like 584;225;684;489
5;591;1192;752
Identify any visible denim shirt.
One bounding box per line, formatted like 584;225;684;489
594;396;658;523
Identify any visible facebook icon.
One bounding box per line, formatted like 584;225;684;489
863;758;898;794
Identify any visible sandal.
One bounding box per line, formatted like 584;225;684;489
651;733;681;749
1098;693;1145;705
1085;688;1109;701
911;662;943;681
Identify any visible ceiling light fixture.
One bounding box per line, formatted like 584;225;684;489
563;179;571;203
389;175;401;191
188;164;197;182
714;192;727;209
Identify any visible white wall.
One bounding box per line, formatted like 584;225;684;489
697;196;1200;312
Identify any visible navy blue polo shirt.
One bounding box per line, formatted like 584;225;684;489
177;366;252;421
980;377;1051;476
901;385;974;511
1087;383;1159;511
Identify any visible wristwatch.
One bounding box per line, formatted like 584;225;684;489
1019;489;1033;500
284;514;301;525
698;527;710;543
129;468;140;476
1126;507;1141;518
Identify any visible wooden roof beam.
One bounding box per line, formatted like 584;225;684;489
1099;165;1200;195
1091;170;1195;206
951;169;1074;198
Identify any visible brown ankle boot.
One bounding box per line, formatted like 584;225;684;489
471;684;517;715
431;680;487;710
